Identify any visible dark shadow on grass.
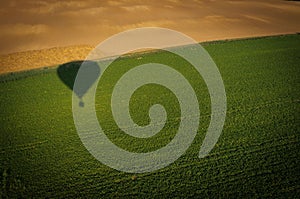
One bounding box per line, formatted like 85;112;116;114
57;60;101;107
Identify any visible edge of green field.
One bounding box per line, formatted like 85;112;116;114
0;33;298;81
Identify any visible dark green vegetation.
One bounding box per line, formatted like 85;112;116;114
0;34;299;198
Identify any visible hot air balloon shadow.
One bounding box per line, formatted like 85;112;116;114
57;60;101;107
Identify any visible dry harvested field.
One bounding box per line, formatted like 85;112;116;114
0;45;93;74
0;0;300;73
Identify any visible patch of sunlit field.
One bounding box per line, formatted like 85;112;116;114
0;34;299;198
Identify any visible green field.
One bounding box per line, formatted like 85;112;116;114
0;34;299;198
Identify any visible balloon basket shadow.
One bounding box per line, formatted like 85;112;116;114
79;100;84;107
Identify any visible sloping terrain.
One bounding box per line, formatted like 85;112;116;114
0;34;299;198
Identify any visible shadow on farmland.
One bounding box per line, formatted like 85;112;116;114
57;60;101;107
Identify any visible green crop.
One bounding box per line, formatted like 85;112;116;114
0;34;299;198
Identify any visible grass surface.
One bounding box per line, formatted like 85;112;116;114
0;34;299;198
